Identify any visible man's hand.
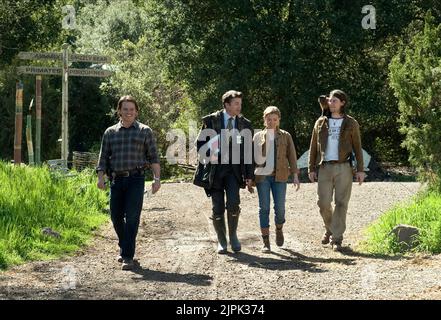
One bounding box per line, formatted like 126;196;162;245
152;180;161;194
308;172;317;183
97;178;106;190
97;171;106;190
246;179;254;193
293;175;300;191
356;172;366;185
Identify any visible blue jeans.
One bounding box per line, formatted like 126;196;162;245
110;174;145;260
256;176;287;228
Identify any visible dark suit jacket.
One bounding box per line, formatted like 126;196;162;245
195;110;254;193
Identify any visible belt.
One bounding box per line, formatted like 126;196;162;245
322;160;350;165
111;169;144;177
322;161;340;165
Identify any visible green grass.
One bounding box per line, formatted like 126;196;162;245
0;162;109;270
361;189;441;255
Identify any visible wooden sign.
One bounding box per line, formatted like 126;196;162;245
69;68;112;77
18;51;111;63
18;52;61;60
17;66;62;76
16;45;112;162
18;66;112;77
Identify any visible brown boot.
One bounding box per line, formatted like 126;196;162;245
330;236;343;252
261;227;270;253
275;224;284;247
321;231;332;245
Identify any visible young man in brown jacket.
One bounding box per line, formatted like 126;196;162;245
308;90;365;251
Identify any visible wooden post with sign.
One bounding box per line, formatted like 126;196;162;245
14;81;24;165
17;45;111;164
61;44;69;162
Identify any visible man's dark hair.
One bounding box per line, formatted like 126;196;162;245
222;90;242;107
330;89;349;114
117;95;139;116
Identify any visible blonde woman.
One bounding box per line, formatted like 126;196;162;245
253;106;300;252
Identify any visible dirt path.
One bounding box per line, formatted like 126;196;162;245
2;181;441;300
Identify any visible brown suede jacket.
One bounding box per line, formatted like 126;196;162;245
253;128;299;183
308;114;364;173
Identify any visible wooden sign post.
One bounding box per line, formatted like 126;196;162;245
35;75;42;165
61;44;69;162
17;45;111;164
14;81;24;165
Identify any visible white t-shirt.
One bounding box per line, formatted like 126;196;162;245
324;117;344;161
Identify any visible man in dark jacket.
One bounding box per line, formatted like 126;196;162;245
195;90;254;254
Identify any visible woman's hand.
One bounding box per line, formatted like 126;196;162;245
293;174;300;191
246;179;254;193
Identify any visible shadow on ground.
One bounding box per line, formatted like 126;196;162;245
226;250;326;273
131;262;213;286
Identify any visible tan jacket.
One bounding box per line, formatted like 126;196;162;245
253;128;299;183
308;115;364;173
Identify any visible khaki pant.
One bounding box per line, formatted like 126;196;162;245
317;162;353;242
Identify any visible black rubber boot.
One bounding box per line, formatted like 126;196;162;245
227;210;241;252
212;215;228;254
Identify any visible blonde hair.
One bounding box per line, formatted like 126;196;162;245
263;106;281;120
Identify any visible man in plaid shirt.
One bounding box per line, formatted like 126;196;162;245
97;95;161;270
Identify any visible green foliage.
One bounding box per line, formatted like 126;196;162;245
361;189;441;254
0;162;108;270
0;0;113;161
389;12;441;188
0;0;71;67
75;0;198;164
2;0;441;169
146;0;429;158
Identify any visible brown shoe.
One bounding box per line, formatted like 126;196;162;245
121;259;134;270
261;235;271;253
321;232;332;245
275;224;284;247
332;242;342;252
330;236;343;251
261;227;271;253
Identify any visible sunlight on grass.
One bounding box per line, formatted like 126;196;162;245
0;162;109;270
360;189;441;255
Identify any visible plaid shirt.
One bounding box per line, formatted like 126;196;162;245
96;120;159;173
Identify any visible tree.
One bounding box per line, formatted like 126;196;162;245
0;0;72;161
146;0;430;161
389;12;441;187
75;0;198;160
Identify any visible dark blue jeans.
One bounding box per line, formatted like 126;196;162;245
256;175;287;228
110;174;145;260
